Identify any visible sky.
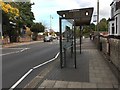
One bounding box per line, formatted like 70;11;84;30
31;0;113;32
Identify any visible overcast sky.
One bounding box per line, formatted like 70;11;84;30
31;0;113;31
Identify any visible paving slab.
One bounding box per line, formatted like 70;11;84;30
81;82;97;88
68;82;82;88
40;80;56;88
53;81;68;88
97;83;113;88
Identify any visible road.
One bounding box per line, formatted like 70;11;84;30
2;40;59;89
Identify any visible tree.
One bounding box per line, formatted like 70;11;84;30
14;2;35;28
2;10;10;37
31;23;45;33
97;18;108;31
82;23;95;37
1;2;35;42
1;2;20;42
31;23;45;40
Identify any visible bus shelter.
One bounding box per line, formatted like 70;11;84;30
57;8;94;68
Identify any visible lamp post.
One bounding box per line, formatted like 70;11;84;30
50;15;53;30
93;15;97;31
97;0;99;32
97;0;100;50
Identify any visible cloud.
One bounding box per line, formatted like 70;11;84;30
31;0;113;31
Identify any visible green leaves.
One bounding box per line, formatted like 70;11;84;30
16;2;35;28
97;18;108;31
30;23;45;33
2;2;35;42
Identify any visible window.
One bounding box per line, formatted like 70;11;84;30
112;23;114;34
116;1;120;11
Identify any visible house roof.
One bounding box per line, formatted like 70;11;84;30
57;7;94;26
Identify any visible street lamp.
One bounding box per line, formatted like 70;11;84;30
50;15;53;30
97;0;99;32
93;15;97;31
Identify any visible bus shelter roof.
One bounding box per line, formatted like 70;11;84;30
57;7;94;26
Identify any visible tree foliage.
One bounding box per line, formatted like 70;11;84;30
10;2;35;28
31;23;45;33
0;1;19;19
30;23;45;41
82;23;95;37
97;18;108;31
1;1;35;42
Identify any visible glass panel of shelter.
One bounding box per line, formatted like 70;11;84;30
60;19;76;68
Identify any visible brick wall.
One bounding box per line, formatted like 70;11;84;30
100;37;107;55
93;36;120;82
19;36;31;42
109;38;120;71
2;36;31;44
94;36;120;71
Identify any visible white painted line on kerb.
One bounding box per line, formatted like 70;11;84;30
10;52;60;89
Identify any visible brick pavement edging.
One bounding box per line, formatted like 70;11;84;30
39;80;119;89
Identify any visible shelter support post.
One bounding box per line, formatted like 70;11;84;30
71;25;74;58
59;17;63;68
63;48;66;67
80;26;82;54
74;21;77;69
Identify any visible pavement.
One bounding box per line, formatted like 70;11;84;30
25;38;120;89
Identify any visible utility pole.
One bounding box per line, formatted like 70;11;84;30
97;0;100;50
50;15;51;30
50;15;53;30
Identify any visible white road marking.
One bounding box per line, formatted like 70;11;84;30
0;48;28;49
10;52;60;89
10;69;33;89
20;48;29;52
0;48;29;56
33;52;59;69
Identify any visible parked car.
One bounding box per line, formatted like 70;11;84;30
43;36;53;42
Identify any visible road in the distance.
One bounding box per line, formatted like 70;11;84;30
2;40;59;89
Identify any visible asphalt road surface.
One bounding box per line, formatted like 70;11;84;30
2;40;59;89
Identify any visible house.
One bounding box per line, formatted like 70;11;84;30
108;0;120;36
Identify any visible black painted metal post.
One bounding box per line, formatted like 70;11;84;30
71;25;74;58
64;48;66;67
74;20;77;69
59;17;63;68
80;26;82;54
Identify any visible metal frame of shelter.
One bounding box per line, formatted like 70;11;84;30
57;7;94;69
